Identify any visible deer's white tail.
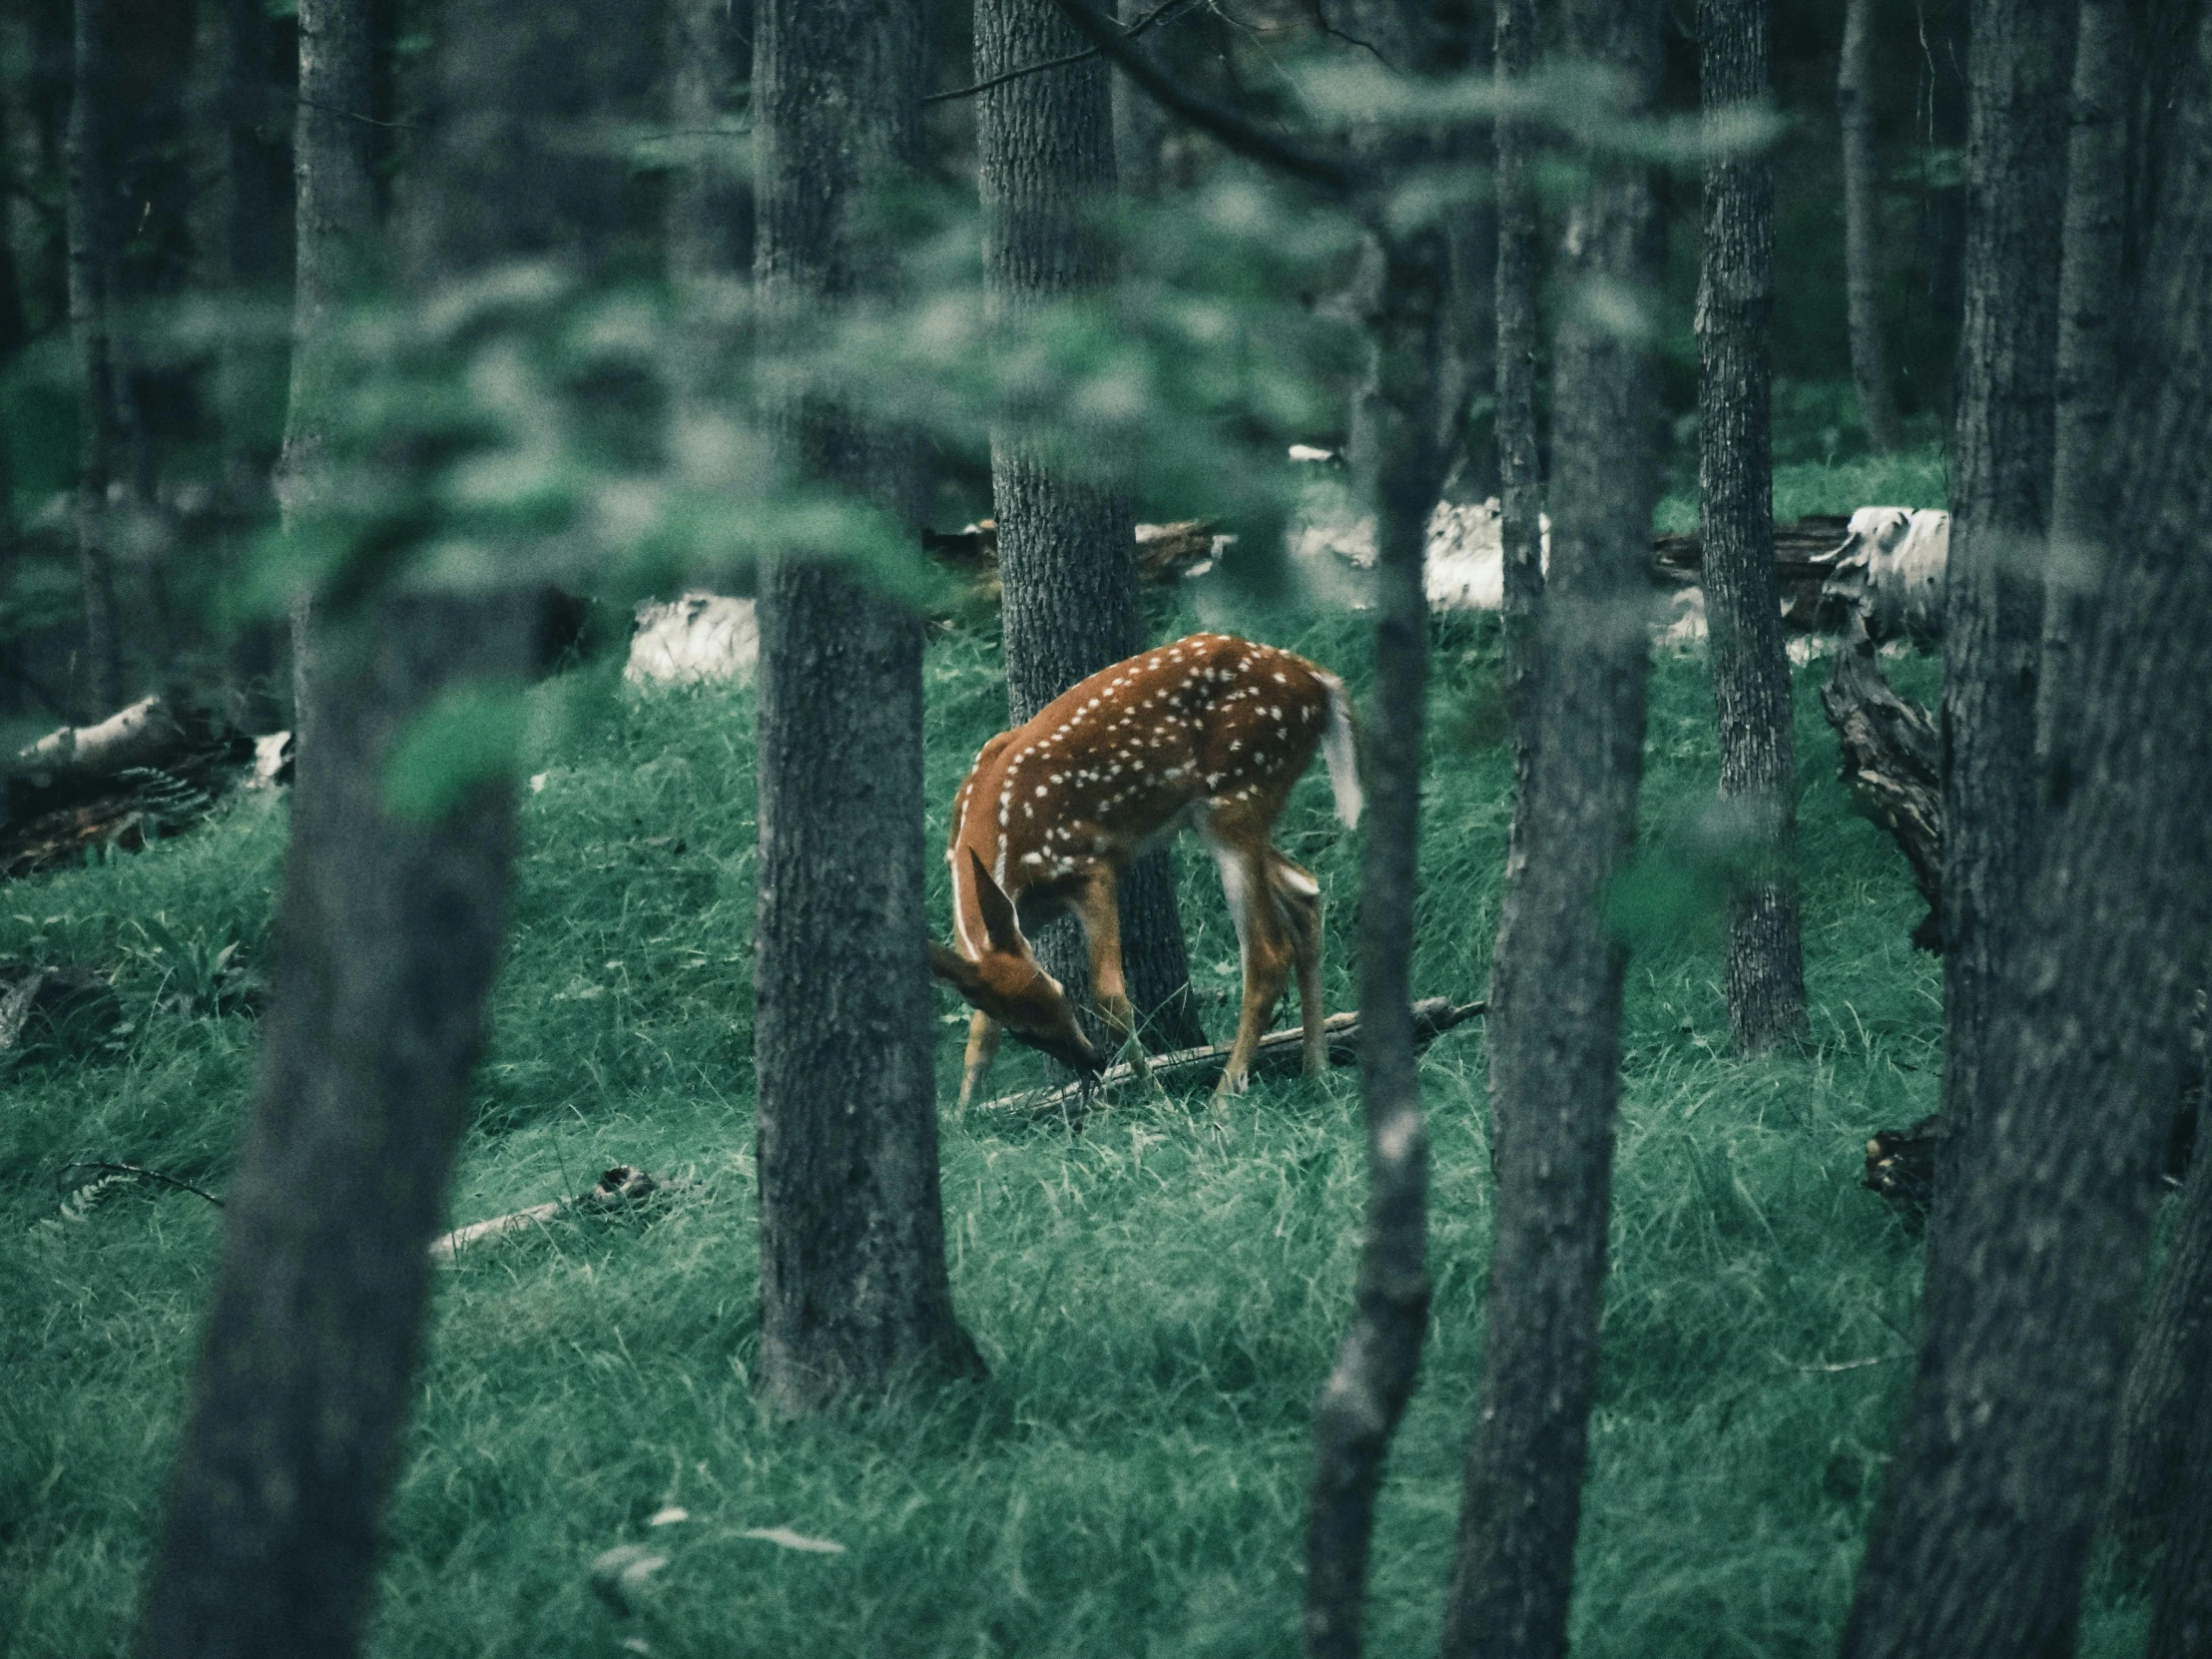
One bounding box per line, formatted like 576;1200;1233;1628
1317;672;1363;829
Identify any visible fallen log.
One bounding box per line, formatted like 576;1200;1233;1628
2;699;269;881
428;1165;689;1260
1819;627;1942;950
971;996;1485;1122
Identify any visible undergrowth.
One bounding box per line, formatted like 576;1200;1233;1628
0;448;2150;1656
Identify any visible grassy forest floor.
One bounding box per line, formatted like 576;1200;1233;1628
0;449;2157;1656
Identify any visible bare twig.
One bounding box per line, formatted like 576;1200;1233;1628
428;1165;692;1261
294;96;416;132
1048;0;1360;195
55;1161;225;1207
923;0;1199;105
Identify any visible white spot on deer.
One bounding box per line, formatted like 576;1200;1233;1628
1051;774;1064;784
1230;740;1243;752
1269;707;1282;721
1034;785;1048;798
1273;673;1288;684
1023;806;1034;819
1021;850;1045;866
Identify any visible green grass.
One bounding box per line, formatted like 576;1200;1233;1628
0;447;2149;1656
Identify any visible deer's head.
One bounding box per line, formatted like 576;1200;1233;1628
929;849;1103;1075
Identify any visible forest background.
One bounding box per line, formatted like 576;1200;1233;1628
0;0;2205;1657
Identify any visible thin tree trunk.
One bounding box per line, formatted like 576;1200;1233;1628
132;0;647;1643
976;0;1202;1052
666;0;751;290
1439;0;1662;1650
217;0;289;733
1305;225;1447;1659
2036;0;2133;800
753;0;981;1414
1113;0;1168;197
131;601;532;1658
0;70;25;566
1494;0;1543;847
2148;1372;2212;1659
277;0;384;760
64;0;122;716
1933;0;2073;1215
1839;23;2212;1655
1698;0;1805;1053
1838;0;1902;452
2109;1051;2212;1555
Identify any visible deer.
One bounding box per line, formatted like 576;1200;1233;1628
927;632;1363;1107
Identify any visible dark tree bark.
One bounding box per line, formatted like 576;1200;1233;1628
975;0;1202;1052
1934;0;2073;1206
216;0;292;733
1837;0;1901;452
1305;230;1443;1659
1493;0;1543;836
1697;0;1805;1053
1831;0;1902;448
1838;21;2212;1654
1439;0;1662;1651
2036;0;2133;800
2148;1366;2212;1659
0;71;26;564
64;0;123;716
1112;0;1169;196
131;0;649;1647
1299;15;1464;1647
131;601;532;1659
667;0;752;289
277;0;386;757
2110;1073;2212;1559
753;0;981;1414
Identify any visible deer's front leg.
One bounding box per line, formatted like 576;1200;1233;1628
1071;871;1150;1084
958;1009;1003;1110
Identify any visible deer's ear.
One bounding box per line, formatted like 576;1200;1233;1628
967;849;1025;956
928;941;987;1001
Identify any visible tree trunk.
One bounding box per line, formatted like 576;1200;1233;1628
2109;1060;2212;1556
1439;0;1663;1650
2148;1370;2212;1659
1838;22;2212;1655
1112;0;1168;196
1493;0;1543;854
2036;0;2133;801
130;602;532;1659
975;0;1202;1053
277;0;385;759
132;0;647;1645
217;0;291;733
1838;0;1902;452
753;0;981;1414
0;70;24;567
666;0;752;289
1933;0;2073;1213
1298;11;1464;1650
64;0;123;716
1698;0;1806;1053
1305;226;1449;1659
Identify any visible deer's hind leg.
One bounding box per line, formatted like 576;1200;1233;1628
1207;833;1298;1098
1269;853;1327;1077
